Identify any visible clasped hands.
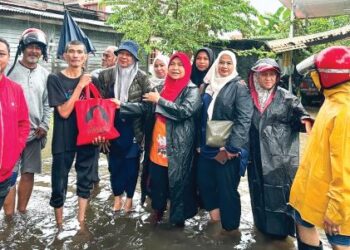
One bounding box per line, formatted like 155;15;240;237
92;136;110;153
214;148;239;165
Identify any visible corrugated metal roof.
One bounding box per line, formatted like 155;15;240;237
266;24;350;53
279;0;350;19
0;4;108;27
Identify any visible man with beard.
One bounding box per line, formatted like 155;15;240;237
4;28;51;216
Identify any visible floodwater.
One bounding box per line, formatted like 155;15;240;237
0;107;331;250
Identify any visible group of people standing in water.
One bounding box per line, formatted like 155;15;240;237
1;33;349;250
140;46;311;237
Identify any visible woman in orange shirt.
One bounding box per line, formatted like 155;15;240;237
115;52;201;226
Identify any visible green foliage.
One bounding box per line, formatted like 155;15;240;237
253;6;291;39
234;47;276;58
298;15;350;54
100;0;257;54
251;7;350;63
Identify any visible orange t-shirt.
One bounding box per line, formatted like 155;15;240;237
150;118;168;167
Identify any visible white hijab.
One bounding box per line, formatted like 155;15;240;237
149;54;170;88
204;50;238;120
114;60;139;102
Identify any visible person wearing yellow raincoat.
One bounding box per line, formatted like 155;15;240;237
290;46;350;250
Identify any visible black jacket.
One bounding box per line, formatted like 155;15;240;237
204;76;253;152
120;83;201;223
248;86;310;237
97;67;151;145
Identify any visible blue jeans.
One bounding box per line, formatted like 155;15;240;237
294;210;350;246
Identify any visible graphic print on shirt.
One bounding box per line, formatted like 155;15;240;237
156;134;167;158
65;89;74;100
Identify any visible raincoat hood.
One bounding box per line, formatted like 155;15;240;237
290;81;350;235
248;58;281;87
248;58;281;113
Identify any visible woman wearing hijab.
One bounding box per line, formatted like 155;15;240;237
115;52;201;226
140;54;169;205
197;50;253;232
190;47;215;87
97;40;151;212
247;58;312;238
149;54;170;88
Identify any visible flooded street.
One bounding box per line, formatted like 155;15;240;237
0;107;331;250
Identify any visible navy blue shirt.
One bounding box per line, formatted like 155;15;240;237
109;111;140;158
200;93;220;159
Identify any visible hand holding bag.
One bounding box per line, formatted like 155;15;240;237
75;83;120;146
206;120;233;148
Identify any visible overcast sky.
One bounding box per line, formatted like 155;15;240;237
249;0;283;14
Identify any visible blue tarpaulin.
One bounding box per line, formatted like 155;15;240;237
57;10;96;59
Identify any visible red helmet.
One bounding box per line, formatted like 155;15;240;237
315;46;350;89
19;28;48;61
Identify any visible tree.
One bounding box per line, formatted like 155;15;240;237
100;0;257;54
253;7;350;54
298;15;350;53
253;6;291;39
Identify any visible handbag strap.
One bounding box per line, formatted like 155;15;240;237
84;83;101;99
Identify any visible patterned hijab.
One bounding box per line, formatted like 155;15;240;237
248;58;281;113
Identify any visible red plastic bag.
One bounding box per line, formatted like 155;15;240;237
75;83;120;146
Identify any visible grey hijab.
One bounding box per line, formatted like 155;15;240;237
114;62;139;102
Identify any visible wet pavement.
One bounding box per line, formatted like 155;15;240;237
0;107;331;250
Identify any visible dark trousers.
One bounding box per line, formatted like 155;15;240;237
50;145;99;208
197;155;241;231
0;177;11;210
108;153;139;198
149;162;169;212
91;153;100;183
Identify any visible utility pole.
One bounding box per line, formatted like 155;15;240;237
288;0;295;93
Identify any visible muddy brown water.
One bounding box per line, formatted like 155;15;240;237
0;107;331;250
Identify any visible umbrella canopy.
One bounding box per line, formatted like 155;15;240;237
57;10;96;59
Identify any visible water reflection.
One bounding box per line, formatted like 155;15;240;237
0;164;300;250
0;110;331;249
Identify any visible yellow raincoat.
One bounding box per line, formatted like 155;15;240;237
289;73;350;235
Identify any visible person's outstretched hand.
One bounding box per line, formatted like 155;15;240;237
302;119;313;135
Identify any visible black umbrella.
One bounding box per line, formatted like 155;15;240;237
57;10;96;59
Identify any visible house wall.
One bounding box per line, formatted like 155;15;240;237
0;17;122;74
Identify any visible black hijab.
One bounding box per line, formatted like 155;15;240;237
190;47;215;86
